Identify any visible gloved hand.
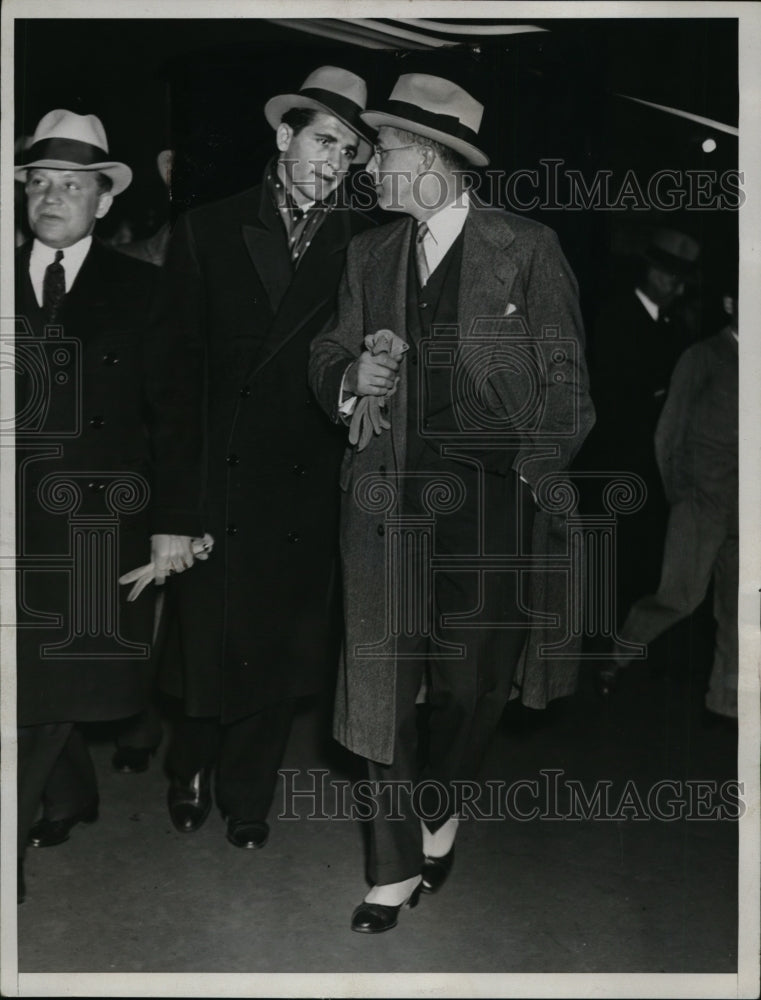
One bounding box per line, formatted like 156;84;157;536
348;329;408;452
119;534;214;601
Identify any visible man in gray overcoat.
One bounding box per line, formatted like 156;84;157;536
309;73;595;932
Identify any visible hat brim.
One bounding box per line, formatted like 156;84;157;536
643;247;698;281
15;160;132;196
265;94;372;165
361;110;489;168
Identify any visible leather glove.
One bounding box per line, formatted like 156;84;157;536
119;534;214;601
348;329;408;451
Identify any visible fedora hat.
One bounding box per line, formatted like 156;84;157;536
644;227;700;279
15;109;132;195
264;66;374;164
362;73;489;167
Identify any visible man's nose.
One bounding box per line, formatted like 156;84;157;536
43;186;62;202
366;154;379;179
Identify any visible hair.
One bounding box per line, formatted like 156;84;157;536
94;172;113;195
280;107;319;136
393;128;473;175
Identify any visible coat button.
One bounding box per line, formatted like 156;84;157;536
89;415;104;429
227;524;238;535
419;302;428;310
291;464;306;476
240;385;251;398
87;480;105;492
377;524;385;536
102;353;119;365
287;531;300;543
227;454;240;465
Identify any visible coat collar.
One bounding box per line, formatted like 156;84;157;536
242;170;358;380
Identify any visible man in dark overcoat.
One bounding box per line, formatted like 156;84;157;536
13;109;159;901
150;67;374;849
309;73;595;932
582;228;699;616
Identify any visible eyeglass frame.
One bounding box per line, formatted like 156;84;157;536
371;143;419;163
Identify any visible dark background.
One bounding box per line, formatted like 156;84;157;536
14;16;739;331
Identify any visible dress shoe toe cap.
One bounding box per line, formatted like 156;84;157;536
226;819;269;849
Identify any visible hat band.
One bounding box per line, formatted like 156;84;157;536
24;137;109;167
297;87;365;129
382;100;481;146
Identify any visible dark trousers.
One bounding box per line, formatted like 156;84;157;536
366;467;534;885
166;699;296;820
17;724;98;855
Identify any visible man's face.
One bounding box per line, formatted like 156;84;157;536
366;126;424;215
277;111;359;204
25;168;112;249
645;265;686;310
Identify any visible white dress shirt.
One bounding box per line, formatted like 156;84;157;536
634;286;660;322
417;191;470;278
29;235;92;308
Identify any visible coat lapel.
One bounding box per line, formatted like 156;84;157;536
457;205;517;339
241;182;294;315
245;199;357;380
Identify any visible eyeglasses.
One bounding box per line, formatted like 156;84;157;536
372;143;417;163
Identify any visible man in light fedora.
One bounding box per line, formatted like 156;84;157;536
148;67;375;850
310;73;594;931
14;109;159;901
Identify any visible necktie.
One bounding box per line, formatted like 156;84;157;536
415;222;430;287
43;250;66;322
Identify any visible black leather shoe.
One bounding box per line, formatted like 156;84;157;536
421;846;455;894
351;883;423;934
112;746;154;773
18;860;25;905
226;817;269;849
167;769;212;833
28;799;99;848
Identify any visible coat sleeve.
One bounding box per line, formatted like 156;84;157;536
492;226;596;493
308;235;367;424
143;211;207;537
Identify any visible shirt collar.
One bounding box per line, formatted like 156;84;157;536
30;234;92;271
423;191;470;249
634;286;660;322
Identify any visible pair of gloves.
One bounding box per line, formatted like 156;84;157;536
348;329;408;452
119;533;214;602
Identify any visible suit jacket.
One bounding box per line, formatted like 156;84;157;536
310;204;595;764
151;176;373;721
15;239;159;726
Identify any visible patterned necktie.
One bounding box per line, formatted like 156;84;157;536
43;250;66;322
415;222;430;287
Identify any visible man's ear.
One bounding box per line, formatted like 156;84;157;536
276;123;293;154
95;192;114;220
420;145;436;172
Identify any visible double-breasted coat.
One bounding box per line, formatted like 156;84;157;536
152;175;372;722
309;205;596;765
15;240;159;726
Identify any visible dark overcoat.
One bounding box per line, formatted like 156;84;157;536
309;206;596;765
151;178;372;722
14;240;158;726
